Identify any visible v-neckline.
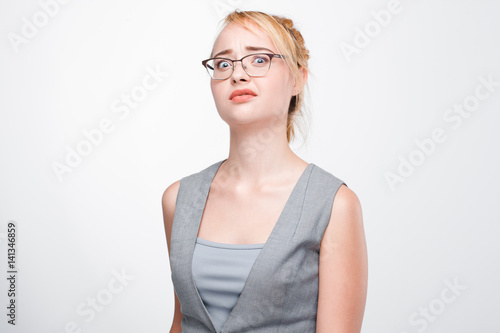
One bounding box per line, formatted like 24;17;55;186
198;158;312;245
189;158;314;332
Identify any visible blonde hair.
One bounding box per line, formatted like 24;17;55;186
212;10;310;144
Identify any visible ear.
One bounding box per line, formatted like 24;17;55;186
293;66;308;96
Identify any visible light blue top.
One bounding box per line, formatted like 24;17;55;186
192;237;264;333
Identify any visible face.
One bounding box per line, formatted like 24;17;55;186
209;21;298;127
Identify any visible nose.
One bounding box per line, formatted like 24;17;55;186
230;60;249;82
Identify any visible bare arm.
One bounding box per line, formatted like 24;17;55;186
162;180;183;333
317;184;368;333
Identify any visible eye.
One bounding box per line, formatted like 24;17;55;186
215;59;231;70
252;55;269;66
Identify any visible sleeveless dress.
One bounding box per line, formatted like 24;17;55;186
170;158;347;332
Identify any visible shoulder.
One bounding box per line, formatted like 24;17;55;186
162;179;182;254
161;159;224;211
307;161;363;244
309;163;355;209
162;180;182;238
331;185;362;221
162;179;181;212
321;183;364;250
309;163;346;190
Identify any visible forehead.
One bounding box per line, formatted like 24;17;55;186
211;21;276;57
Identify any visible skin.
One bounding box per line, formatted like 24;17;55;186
163;19;367;333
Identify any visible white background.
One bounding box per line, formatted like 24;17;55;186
1;0;499;332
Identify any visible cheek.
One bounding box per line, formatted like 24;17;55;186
211;85;231;115
270;70;294;95
270;78;294;102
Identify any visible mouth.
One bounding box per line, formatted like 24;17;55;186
229;89;257;101
231;95;256;103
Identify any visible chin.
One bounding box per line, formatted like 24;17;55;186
219;108;265;124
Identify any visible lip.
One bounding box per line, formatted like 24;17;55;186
229;89;257;101
231;95;256;103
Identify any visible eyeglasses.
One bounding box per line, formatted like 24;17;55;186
201;53;285;80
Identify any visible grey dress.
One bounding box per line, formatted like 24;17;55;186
170;158;347;332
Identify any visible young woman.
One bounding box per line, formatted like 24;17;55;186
162;10;367;333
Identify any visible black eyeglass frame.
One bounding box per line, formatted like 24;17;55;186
201;53;286;80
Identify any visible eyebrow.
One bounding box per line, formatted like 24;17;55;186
212;46;275;58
